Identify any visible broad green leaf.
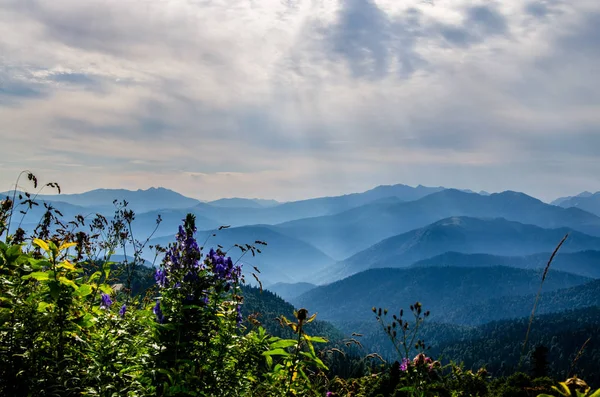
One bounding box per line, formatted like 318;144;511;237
89;271;102;283
33;238;50;253
588;389;600;397
262;348;290;357
102;261;114;279
269;339;297;349
75;284;93;297
77;313;96;328
5;244;22;260
58;242;77;252
27;258;52;269
23;271;49;281
58;260;76;271
49;281;61;300
37;302;53;312
59;277;78;290
99;284;113;294
304;335;328;344
47;240;59;257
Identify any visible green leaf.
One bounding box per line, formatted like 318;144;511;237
37;302;53;312
58;242;77;252
59;277;78;290
5;244;22;261
49;281;61;300
23;271;49;281
102;261;114;279
75;284;93;297
262;348;290;357
27;258;52;269
269;339;297;350
77;313;96;328
99;284;113;294
588;390;600;397
304;335;328;344
89;271;102;283
33;238;50;254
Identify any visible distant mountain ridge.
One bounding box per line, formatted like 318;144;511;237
144;225;335;285
324;216;600;281
551;191;595;206
181;183;446;227
293;266;591;324
554;191;600;217
2;187;202;214
276;189;600;260
264;282;316;301
207;198;280;208
410;250;600;279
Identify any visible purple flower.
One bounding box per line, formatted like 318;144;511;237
400;357;410;371
153;301;165;323
119;304;127;317
154;269;167;287
236;304;243;326
100;293;112;309
326;392;334;397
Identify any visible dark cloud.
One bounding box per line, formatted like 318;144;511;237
324;0;425;79
50;72;96;85
0;74;48;106
0;80;44;98
466;5;508;35
435;4;508;48
525;2;550;18
17;1;143;57
556;12;600;56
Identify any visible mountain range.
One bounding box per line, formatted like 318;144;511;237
145;225;335;285
292;266;591;324
275;189;600;260
322;216;600;281
6;181;600;377
410;250;600;279
553;191;600;217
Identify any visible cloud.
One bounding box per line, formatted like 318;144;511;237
0;0;599;202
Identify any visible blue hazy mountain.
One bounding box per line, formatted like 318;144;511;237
551;191;594;206
144;225;335;285
324;216;600;281
130;208;222;239
186;183;444;227
20;187;202;213
554;191;600;217
293;266;591;324
207;198;280;208
275;189;600;260
443;278;600;325
410;250;600;279
264;282;317;301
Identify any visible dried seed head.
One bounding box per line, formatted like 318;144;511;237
1;198;12;211
296;308;308;322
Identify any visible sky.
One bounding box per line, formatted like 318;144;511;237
1;0;599;202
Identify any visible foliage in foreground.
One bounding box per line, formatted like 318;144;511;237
0;172;599;396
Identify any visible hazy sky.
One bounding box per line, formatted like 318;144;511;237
1;0;599;202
